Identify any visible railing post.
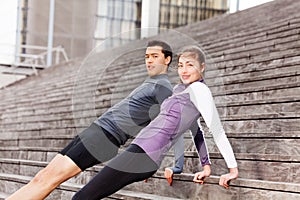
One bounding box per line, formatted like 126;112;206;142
55;47;60;64
14;0;22;64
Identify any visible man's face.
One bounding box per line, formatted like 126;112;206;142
145;46;170;77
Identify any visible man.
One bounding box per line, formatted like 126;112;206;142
164;134;185;185
7;40;175;199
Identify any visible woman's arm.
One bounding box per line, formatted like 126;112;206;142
188;82;238;187
193;164;211;184
191;124;211;167
191;124;211;184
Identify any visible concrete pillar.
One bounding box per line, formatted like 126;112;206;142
141;0;160;38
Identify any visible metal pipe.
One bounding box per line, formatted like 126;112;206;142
236;0;240;11
47;0;55;67
14;0;22;64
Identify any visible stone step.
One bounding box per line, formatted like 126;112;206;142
2;170;300;200
1;0;300;199
134;171;300;199
0;127;79;141
1;143;299;183
1;102;298;132
3;65;298;113
2;130;300;157
0;192;9;200
0;158;102;186
0;173;182;200
189;0;300;43
212;51;299;75
0;57;144;105
0;147;59;162
1;58;298;115
209;62;300;87
206;19;300;55
1;47;299;112
1;115;298;137
2;128;300;158
223;118;299;136
3;85;299;123
163;152;300;183
201;13;300;44
0;65;35;76
1;83;299;125
210;34;300;66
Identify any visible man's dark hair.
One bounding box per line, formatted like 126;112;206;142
147;40;173;66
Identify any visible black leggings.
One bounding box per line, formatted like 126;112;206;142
72;144;158;200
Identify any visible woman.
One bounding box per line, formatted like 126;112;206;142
72;45;238;200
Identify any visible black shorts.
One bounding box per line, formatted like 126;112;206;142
59;123;121;171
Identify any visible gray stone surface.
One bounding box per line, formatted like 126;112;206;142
1;0;300;199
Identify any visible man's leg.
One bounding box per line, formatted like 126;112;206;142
7;123;120;200
7;154;81;200
173;134;185;173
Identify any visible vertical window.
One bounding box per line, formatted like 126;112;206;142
159;0;228;29
95;0;142;49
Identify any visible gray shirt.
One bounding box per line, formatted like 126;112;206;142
94;74;173;145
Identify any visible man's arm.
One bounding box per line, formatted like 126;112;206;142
154;81;173;105
166;124;211;184
171;135;185;174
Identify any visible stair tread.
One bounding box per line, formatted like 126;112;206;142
0;172;299;194
0;173;182;200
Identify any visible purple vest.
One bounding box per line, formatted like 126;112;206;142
132;83;201;165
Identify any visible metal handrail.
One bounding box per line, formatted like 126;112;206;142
11;44;69;75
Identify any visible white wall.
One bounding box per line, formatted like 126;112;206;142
229;0;274;13
0;0;18;64
141;0;160;38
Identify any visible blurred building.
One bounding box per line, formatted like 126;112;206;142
18;0;228;61
23;0;97;60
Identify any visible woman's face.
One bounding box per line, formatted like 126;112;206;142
178;54;203;84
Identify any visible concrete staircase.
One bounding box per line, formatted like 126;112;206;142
1;0;300;199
